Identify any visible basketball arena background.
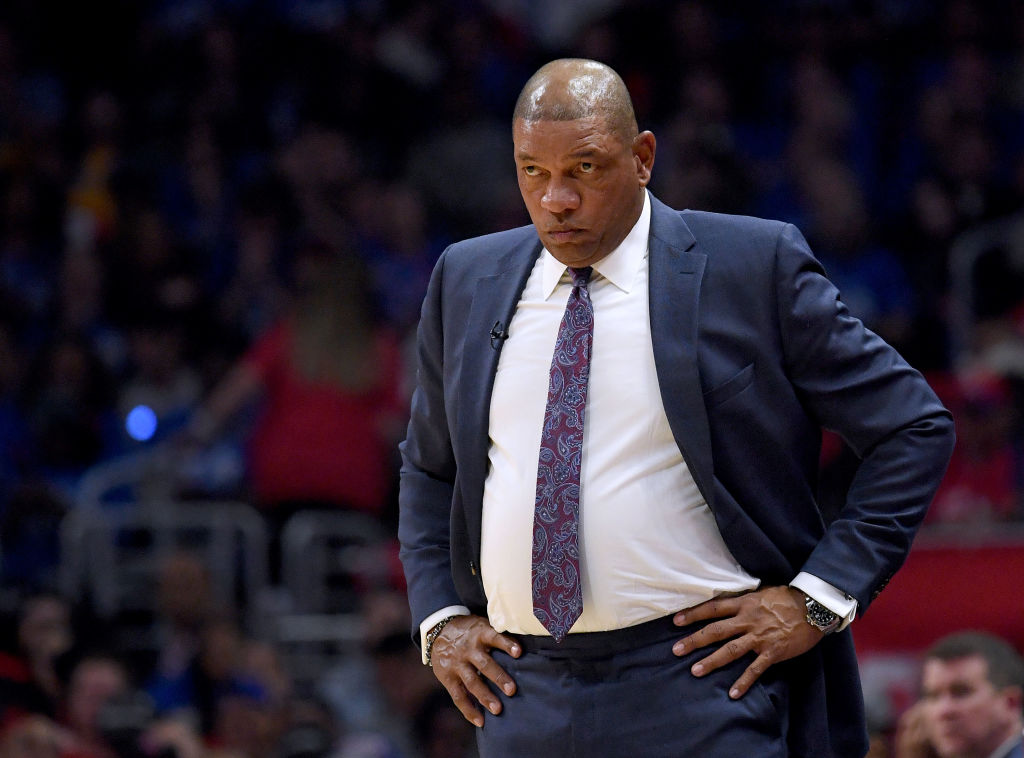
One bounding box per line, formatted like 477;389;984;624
0;1;1022;756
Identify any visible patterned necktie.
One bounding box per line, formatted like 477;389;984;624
532;266;593;642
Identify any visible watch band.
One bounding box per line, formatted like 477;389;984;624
424;615;458;667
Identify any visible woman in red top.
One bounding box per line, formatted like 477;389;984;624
191;243;406;526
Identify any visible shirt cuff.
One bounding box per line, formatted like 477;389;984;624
419;605;471;665
789;572;858;632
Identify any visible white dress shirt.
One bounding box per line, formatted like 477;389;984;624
420;191;856;655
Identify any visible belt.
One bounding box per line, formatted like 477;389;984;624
511;614;703;657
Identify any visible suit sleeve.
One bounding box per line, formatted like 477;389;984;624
397;247;464;638
773;223;955;612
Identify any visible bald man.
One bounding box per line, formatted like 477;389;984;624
398;59;954;758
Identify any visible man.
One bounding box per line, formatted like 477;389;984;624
897;632;1024;758
398;58;955;757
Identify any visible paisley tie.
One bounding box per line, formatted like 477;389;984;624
532;266;593;642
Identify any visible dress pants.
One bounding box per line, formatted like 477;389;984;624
476;615;789;758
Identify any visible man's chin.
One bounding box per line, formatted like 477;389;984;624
931;734;966;758
543;240;600;267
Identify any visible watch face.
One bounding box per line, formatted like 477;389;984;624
807;600;839;629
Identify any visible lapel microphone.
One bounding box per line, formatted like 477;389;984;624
490;320;509;350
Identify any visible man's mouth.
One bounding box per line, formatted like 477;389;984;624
548;228;583;243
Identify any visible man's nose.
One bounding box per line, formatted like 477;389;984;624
541;179;580;214
933;695;958;719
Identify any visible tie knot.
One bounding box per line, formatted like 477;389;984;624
569;267;593;288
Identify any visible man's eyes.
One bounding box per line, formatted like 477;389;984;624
521;163;597;176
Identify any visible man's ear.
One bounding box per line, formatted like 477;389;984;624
1001;684;1023;714
633;131;656;187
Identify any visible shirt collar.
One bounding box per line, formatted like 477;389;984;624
540;189;651;299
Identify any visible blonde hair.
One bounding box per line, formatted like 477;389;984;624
290;248;378;392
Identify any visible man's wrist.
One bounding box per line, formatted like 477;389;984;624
419;605;471;664
803;595;842;634
789;572;858;632
425;616;458;667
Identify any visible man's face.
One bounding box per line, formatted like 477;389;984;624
513;116;653;268
921;655;1022;758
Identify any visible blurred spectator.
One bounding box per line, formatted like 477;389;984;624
275;124;358;251
139;719;207;758
351;182;443;336
60;653;131;758
894;631;1024;758
888;176;963;372
276;697;375;758
65;91;123;253
238;640;292;711
146;615;266;740
914;47;1016;227
962;232;1024;384
24;334;117;495
145;552;214;689
52;248;124;375
276;718;338;758
319;591;443;758
211;176;291;354
186;242;405;551
117;310;203;449
796;156;916;351
0;484;66;592
0;174;59;334
0;715;72;758
929;372;1023;524
210;691;283;758
0;593;74;724
405;76;521;241
161;120;233;285
105;204;204;331
206;635;295;758
651;66;752;216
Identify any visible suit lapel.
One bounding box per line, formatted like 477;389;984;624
647;197;715;508
459;237;541;555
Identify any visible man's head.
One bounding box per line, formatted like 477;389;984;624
65;654;130;740
512;59;656;268
920;631;1024;758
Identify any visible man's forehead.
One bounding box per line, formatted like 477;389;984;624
514;114;606;130
924;654;991;682
513;116;620;147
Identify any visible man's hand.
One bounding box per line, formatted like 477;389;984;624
430;614;522;727
671;586;824;700
893;701;940;758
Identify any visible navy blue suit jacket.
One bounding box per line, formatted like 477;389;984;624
398;195;954;757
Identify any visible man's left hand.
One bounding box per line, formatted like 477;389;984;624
671;586;824;700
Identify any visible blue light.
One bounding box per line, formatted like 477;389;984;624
126;405;158;442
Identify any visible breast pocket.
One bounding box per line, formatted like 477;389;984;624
703;362;755;408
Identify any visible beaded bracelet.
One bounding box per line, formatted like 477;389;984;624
425;615;458;667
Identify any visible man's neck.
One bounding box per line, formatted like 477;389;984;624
984;727;1023;758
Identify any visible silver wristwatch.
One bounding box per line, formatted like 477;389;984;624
804;595;841;635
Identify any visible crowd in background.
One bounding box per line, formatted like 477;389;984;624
1;0;1024;756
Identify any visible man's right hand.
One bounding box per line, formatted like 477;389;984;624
430;614;522;727
893;701;940;758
